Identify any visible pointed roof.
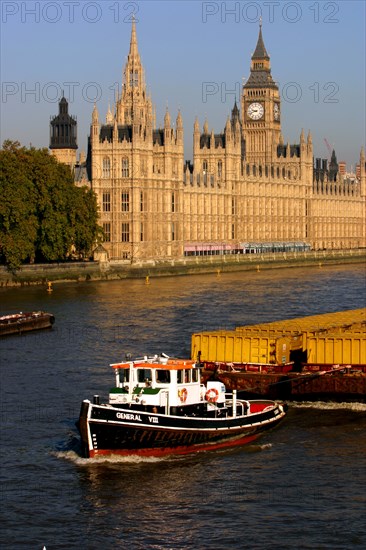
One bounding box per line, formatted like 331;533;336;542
176;109;183;127
231;99;240;119
164;107;171;127
252;21;269;60
330;149;338;165
244;21;277;89
231;99;241;129
129;16;139;57
92;103;99;123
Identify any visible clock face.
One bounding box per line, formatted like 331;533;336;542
247;102;264;120
274;103;280;121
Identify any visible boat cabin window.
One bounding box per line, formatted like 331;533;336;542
177;369;193;384
156;369;170;384
192;369;199;383
137;368;152;384
118;369;130;384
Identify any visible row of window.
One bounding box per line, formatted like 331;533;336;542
184;242;311;256
102;158;296;181
102;158;130;178
117;367;199;385
102;222;177;243
102;192;177;213
102;191;136;212
103;223;131;242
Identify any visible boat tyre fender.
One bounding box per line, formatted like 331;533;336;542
205;388;219;403
178;388;188;403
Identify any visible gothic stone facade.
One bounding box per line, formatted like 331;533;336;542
86;22;366;261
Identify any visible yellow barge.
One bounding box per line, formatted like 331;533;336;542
192;309;366;402
192;309;366;366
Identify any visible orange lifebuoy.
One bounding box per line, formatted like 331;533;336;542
178;388;188;403
205;388;219;403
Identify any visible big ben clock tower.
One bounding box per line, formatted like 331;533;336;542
241;21;281;163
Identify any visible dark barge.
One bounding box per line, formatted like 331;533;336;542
0;311;55;337
203;362;366;402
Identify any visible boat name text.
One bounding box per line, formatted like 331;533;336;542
115;412;159;424
116;412;142;421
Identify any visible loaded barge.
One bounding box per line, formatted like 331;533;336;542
0;311;55;337
193;309;366;402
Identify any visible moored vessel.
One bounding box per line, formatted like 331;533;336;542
0;311;55;337
78;354;286;458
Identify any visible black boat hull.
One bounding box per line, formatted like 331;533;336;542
78;400;286;458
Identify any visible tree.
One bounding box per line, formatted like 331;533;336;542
0;141;38;271
0;141;100;270
70;186;102;257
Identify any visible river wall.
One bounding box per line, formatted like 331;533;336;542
0;249;365;287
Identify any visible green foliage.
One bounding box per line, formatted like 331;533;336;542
0;141;100;270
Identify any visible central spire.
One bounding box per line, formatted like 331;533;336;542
116;17;151;126
128;17;140;63
129;16;139;59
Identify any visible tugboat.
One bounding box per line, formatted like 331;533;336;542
78;354;287;458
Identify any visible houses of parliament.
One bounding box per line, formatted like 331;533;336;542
50;21;366;262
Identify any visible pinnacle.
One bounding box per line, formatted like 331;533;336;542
129;17;139;58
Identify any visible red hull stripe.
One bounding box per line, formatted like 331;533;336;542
89;433;260;458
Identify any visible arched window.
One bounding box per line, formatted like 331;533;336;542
102;157;110;178
202;160;208;173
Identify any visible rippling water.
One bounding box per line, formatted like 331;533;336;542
1;264;365;549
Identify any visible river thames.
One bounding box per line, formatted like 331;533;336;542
1;264;365;549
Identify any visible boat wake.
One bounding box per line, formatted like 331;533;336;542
53;431;273;465
54;433;167;464
289;401;366;412
54;449;165;465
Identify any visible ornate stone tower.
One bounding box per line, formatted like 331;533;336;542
115;17;153;130
89;18;184;262
50;96;77;169
241;22;281;163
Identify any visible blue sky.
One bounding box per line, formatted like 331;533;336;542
1;0;365;167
